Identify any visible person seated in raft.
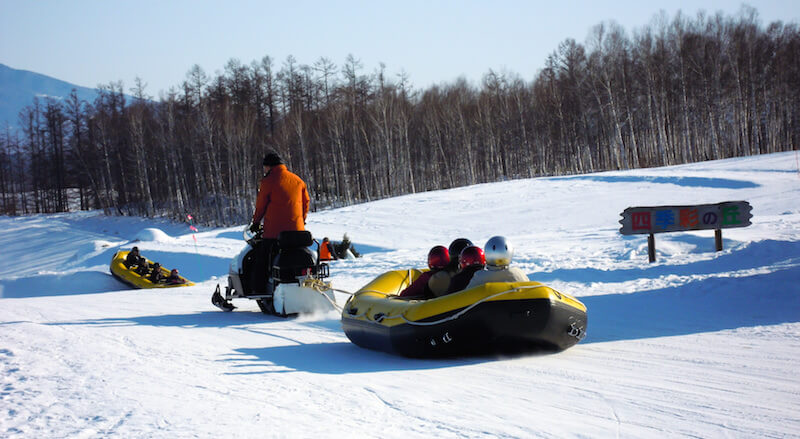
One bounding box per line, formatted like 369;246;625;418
166;268;185;285
466;236;528;289
148;262;164;283
124;246;143;267
334;233;361;259
136;261;151;276
398;245;450;298
429;238;473;297
319;237;336;261
442;245;486;295
124;246;150;275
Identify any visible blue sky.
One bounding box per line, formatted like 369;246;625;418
1;1;798;97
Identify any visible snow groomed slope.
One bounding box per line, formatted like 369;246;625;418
1;151;798;438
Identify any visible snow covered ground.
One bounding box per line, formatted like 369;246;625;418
1;152;799;438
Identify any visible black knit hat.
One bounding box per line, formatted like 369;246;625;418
263;151;284;166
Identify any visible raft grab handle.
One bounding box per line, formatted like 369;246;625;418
362;284;552;326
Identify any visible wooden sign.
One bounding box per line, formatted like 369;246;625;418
619;201;752;235
619;201;752;262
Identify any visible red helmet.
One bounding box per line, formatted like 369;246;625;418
427;245;450;270
459;246;486;269
170;269;179;275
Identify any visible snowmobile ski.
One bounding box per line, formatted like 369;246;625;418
211;284;236;311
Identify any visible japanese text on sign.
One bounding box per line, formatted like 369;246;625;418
619;201;752;235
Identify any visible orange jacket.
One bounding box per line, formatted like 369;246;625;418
252;164;310;239
319;241;334;260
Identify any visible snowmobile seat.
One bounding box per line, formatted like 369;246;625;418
271;231;326;283
277;230;313;249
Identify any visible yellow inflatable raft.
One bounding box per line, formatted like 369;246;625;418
341;269;587;357
110;250;194;289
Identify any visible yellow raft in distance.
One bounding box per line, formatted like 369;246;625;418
110;250;194;289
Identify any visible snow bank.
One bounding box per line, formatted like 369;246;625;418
133;228;173;243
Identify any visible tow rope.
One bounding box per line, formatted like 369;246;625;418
298;277;356;313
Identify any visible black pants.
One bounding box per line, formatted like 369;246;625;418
250;238;278;295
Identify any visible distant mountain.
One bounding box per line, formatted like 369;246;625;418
0;63;101;131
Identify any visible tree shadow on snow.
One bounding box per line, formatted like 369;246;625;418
534;239;800;286
1;271;123;298
44;311;492;372
548;174;759;189
221;342;487;375
578;257;800;344
213;230;244;240
45;310;281;328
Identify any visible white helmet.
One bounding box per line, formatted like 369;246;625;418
484;236;513;267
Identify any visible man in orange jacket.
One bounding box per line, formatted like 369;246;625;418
248;151;310;294
250;152;310;239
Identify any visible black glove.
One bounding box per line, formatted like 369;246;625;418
249;222;260;233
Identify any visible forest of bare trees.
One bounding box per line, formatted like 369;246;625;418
1;8;798;225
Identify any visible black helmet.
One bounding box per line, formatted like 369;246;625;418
448;238;473;260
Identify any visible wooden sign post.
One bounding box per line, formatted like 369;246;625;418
619;201;752;263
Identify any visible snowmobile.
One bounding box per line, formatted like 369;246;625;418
211;226;336;316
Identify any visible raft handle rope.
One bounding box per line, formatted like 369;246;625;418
346;284;548;327
393;285;549;326
299;277;552;327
